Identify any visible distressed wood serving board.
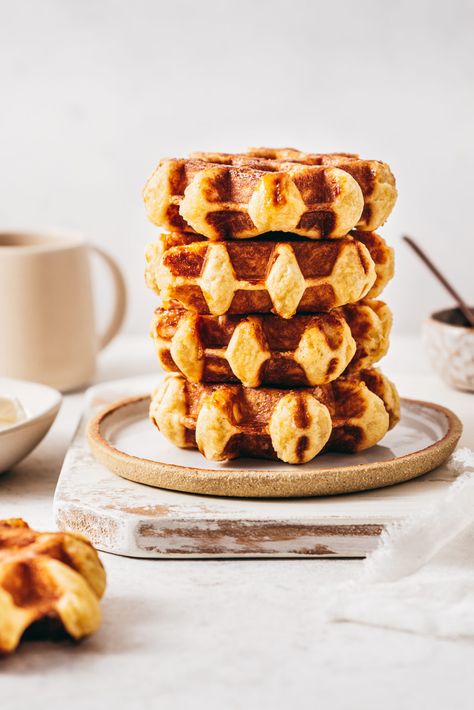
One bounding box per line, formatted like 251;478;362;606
54;375;461;558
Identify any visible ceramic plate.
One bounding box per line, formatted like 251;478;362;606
87;396;462;498
0;377;62;473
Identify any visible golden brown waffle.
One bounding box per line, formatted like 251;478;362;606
0;519;106;654
244;147;397;232
150;368;399;464
358;367;400;430
143;149;396;240
342;300;392;369
352;230;395;295
151;300;391;387
144;155;365;240
145;231;394;318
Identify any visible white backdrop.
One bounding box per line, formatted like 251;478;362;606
1;0;473;336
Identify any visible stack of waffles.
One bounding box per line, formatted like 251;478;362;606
143;148;400;464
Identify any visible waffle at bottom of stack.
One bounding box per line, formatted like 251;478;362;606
150;368;399;464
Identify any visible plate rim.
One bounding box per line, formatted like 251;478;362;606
86;395;463;498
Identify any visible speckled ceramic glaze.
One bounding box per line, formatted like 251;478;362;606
86;395;462;499
423;307;474;392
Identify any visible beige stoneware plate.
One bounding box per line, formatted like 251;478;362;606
86;396;462;498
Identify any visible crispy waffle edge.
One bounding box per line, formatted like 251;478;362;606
150;300;392;387
149;368;399;464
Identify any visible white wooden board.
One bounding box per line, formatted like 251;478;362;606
54;375;460;558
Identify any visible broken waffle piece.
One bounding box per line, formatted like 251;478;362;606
0;519;106;654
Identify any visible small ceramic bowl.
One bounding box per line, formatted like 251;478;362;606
0;377;62;473
423;307;474;391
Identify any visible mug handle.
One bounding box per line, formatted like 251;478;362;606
88;245;127;350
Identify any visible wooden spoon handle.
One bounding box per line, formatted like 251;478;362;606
403;235;474;327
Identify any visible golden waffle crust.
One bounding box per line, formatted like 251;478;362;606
151;300;392;387
145;232;394;318
150;368;400;464
144;149;396;240
0;519;106;654
144;157;364;240
245;148;397;232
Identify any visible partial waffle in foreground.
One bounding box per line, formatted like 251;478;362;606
145;231;394;318
144;149;396;239
151;300;391;387
0;519;106;654
150;368;400;464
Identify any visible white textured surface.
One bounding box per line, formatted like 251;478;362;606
1;335;474;707
1;0;474;337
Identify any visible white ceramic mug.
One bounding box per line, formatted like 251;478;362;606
423;306;474;392
0;231;127;391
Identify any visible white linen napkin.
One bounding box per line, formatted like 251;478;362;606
320;448;474;638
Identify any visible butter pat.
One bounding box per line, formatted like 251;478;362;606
0;397;26;430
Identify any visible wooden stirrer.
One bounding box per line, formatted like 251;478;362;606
403;235;474;327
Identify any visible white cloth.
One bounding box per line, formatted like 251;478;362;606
321;448;474;638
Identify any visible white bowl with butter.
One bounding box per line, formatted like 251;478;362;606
0;378;62;472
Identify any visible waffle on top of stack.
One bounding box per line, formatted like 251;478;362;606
144;148;397;239
144;147;398;464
